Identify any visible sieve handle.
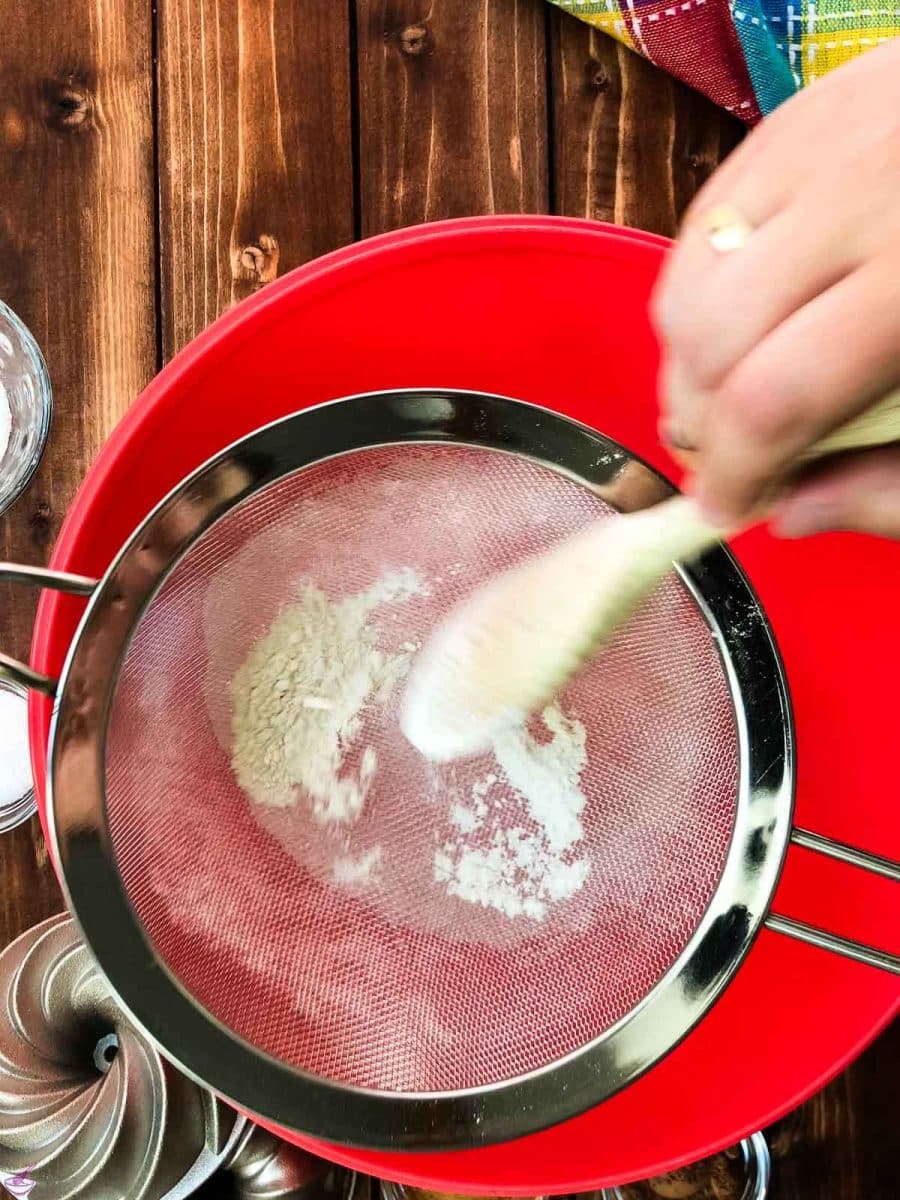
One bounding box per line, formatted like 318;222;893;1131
0;562;98;697
790;827;900;882
764;915;900;975
765;829;900;974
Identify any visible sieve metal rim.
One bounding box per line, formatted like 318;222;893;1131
45;389;793;1151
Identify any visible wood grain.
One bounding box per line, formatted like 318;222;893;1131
549;13;743;235
356;0;549;233
0;0;157;945
157;0;356;358
766;1018;899;1199
0;3;896;1195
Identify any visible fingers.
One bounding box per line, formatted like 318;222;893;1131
688;251;900;525
649;41;900;540
653;184;788;346
659;197;860;401
652;107;801;338
657;355;711;450
775;446;900;539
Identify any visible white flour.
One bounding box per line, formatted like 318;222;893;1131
493;705;586;853
230;563;590;922
231;570;421;823
434;703;590;921
332;846;384;885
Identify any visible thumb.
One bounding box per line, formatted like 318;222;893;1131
773;447;900;540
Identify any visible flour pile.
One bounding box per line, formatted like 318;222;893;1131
434;703;590;921
230;566;591;924
231;569;422;823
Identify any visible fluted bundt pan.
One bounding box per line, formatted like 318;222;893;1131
0;914;365;1199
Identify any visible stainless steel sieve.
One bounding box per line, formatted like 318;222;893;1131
1;391;897;1154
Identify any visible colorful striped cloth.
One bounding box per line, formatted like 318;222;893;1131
549;1;898;121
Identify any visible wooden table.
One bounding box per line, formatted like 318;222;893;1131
0;3;895;1197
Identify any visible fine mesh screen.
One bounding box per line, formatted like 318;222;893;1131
105;444;739;1094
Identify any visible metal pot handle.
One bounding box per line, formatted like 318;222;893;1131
0;563;98;697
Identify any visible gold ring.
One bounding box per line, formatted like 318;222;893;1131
698;202;754;253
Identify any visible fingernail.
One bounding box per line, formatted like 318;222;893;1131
658;417;697;453
774;497;842;539
662;423;688;450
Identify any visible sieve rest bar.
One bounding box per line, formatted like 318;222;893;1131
765;914;900;975
790;828;900;883
0;654;57;698
0;563;98;596
0;562;97;697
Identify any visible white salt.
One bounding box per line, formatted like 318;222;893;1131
0;381;11;466
0;688;32;808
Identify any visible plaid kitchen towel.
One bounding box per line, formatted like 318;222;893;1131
549;1;898;121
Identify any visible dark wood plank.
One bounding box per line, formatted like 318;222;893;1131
610;1023;898;1200
549;12;742;235
356;0;549;234
0;0;157;944
765;1018;899;1200
157;0;356;359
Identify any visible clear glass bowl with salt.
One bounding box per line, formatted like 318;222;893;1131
0;677;36;832
0;299;52;518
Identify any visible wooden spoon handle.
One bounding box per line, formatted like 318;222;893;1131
802;387;900;460
671;387;900;473
653;389;900;565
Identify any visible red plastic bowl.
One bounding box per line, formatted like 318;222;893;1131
29;217;899;1193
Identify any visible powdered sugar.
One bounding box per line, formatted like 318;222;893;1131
493;705;587;853
0;686;31;810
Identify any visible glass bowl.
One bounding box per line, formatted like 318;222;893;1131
0;676;37;833
0;299;52;517
604;1132;771;1199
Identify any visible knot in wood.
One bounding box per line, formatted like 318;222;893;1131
686;151;713;172
237;234;280;285
28;500;53;548
44;79;93;132
399;23;432;56
587;60;610;93
0;106;26;150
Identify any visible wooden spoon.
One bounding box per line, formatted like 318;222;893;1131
401;390;900;762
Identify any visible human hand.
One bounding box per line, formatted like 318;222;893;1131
651;38;900;539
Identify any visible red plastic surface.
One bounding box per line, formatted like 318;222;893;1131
28;217;899;1193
